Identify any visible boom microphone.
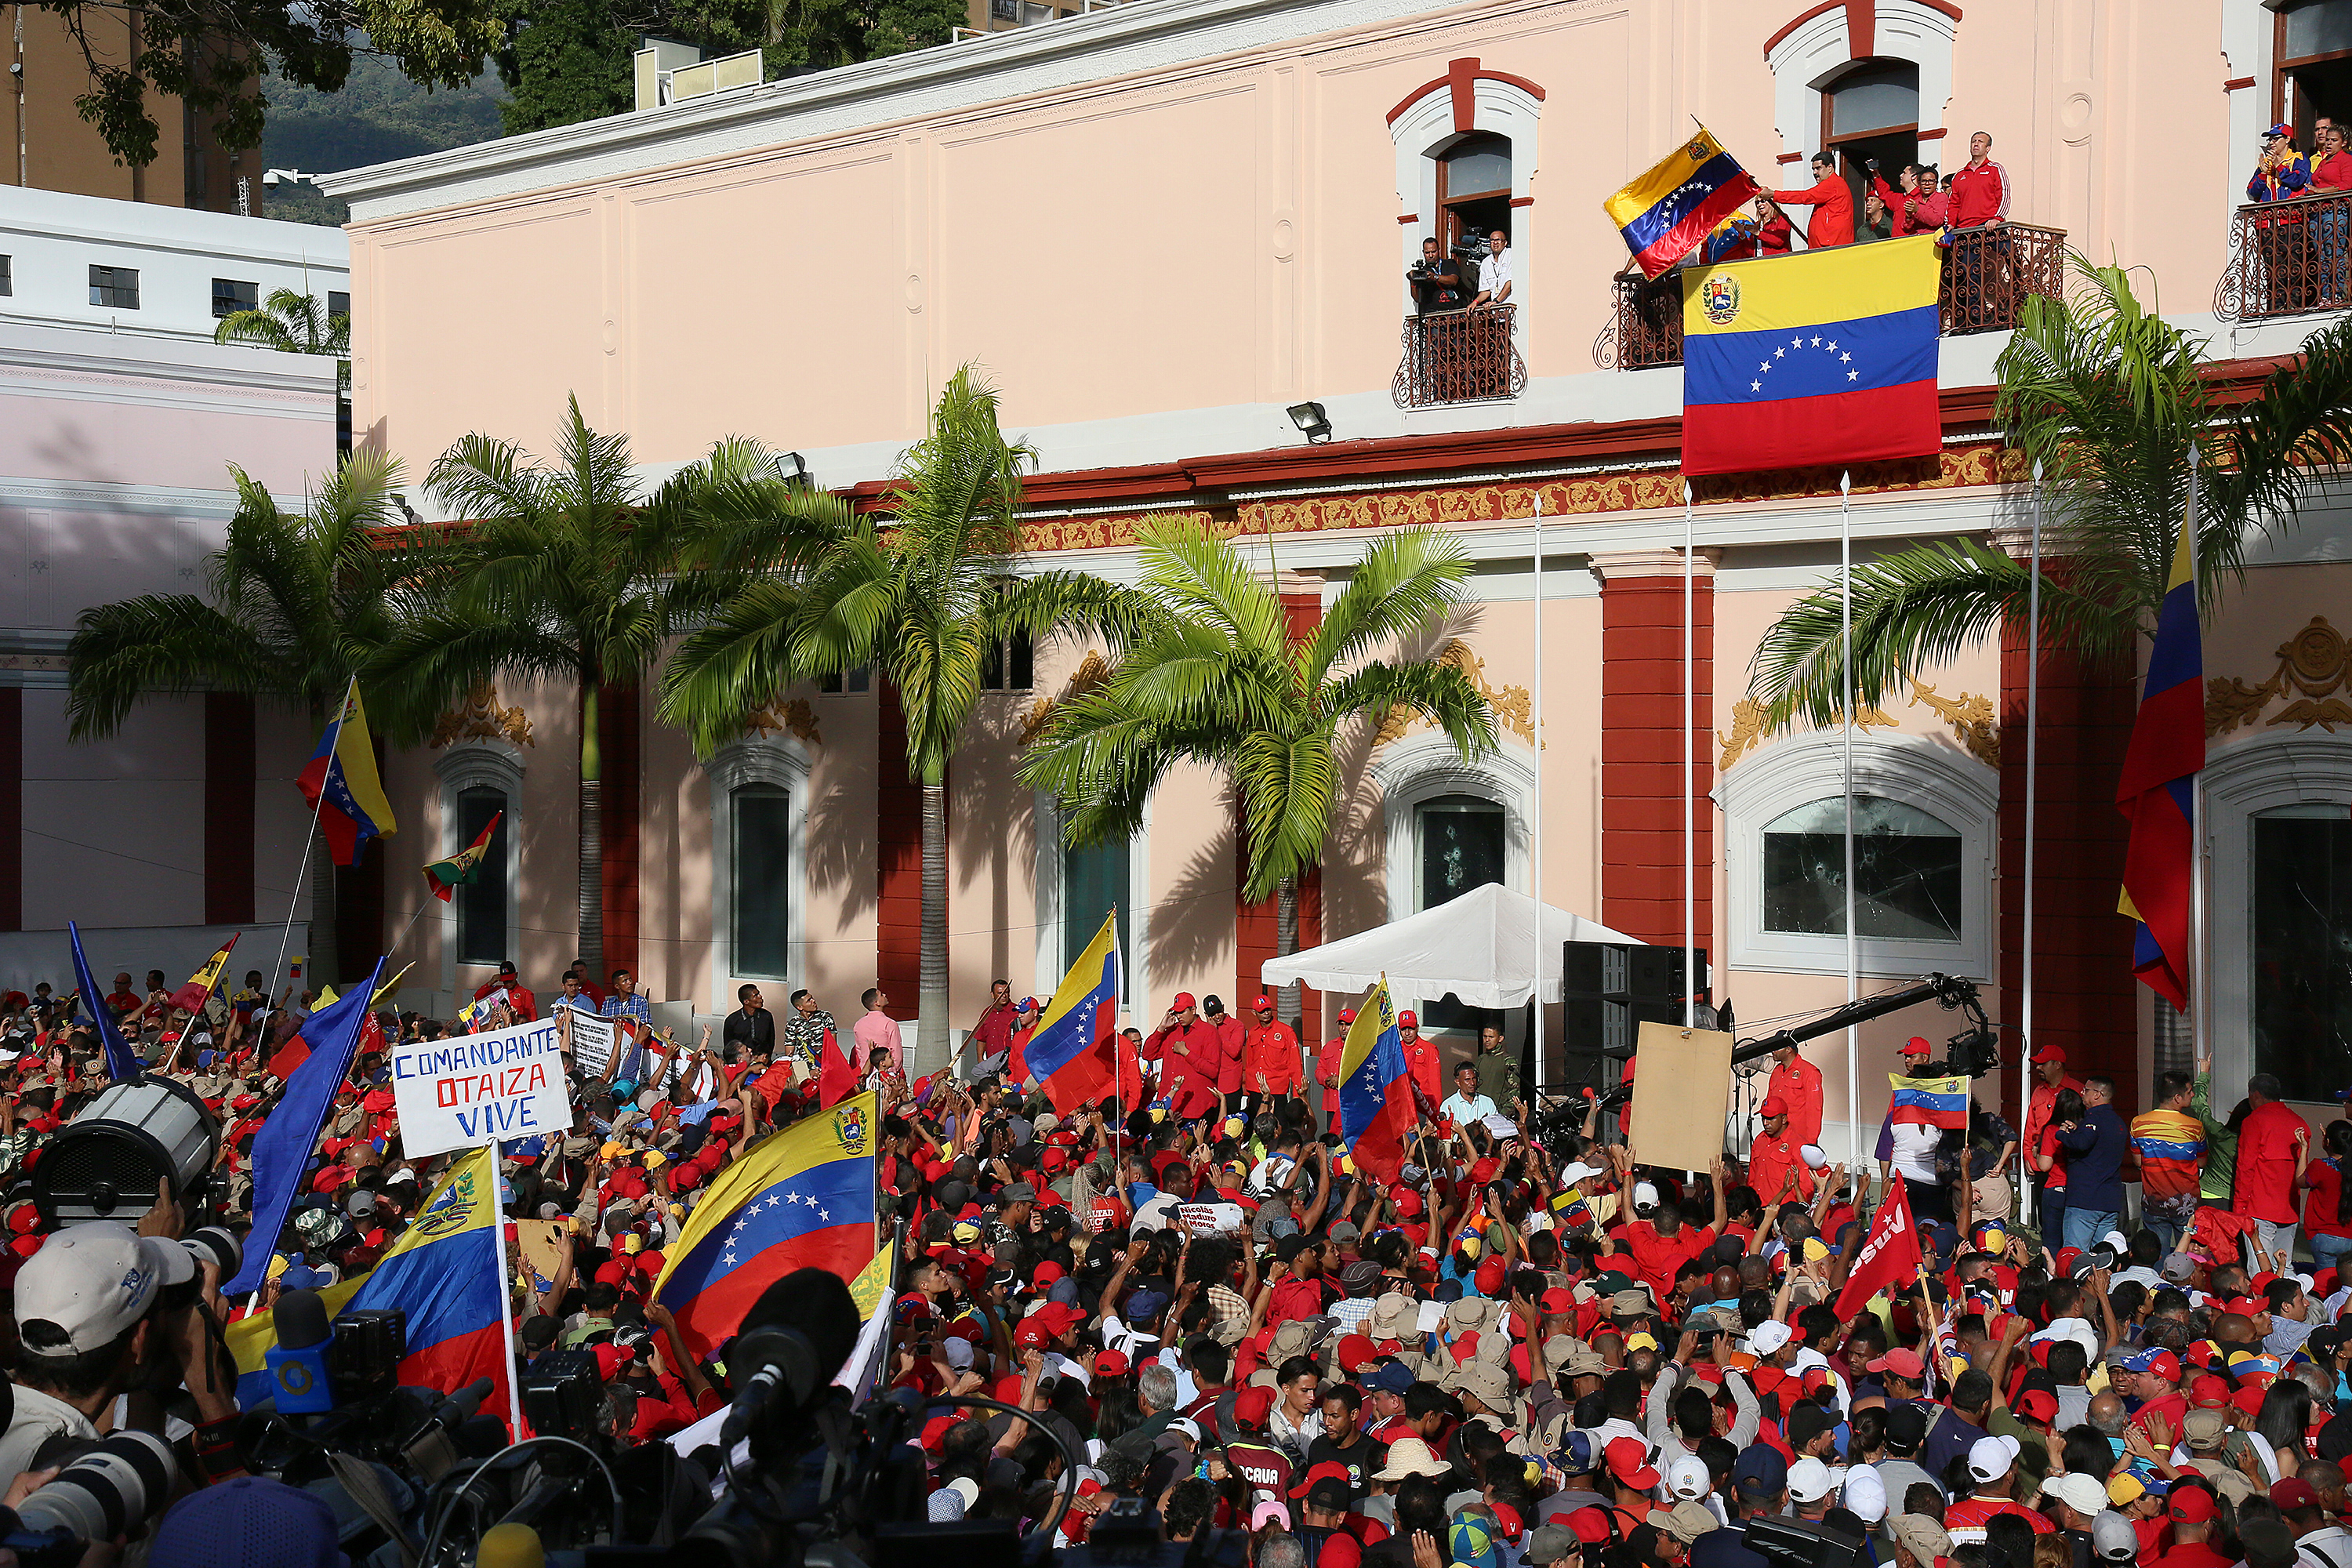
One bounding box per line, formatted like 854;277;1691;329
718;1269;860;1450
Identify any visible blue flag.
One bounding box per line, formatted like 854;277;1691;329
67;922;141;1082
223;956;384;1297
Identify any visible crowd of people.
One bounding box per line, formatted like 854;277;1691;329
0;953;2349;1568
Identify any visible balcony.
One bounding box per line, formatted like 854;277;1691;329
2216;191;2352;321
1392;304;1526;408
1594;222;2070;369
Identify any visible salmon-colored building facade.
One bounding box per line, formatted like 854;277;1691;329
319;0;2352;1154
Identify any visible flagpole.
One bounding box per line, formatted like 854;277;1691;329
2187;444;2210;1076
489;1167;525;1436
1842;471;1860;1175
1531;488;1545;1097
2021;459;2043;1216
1683;481;1697;1057
273;677;354;1004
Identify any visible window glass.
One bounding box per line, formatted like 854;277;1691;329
2252;802;2352;1102
1417;795;1506;1033
2287;0;2352;59
1828;60;1921;135
1442;140;1512;198
0;256;11;297
88;266;139;309
1062;839;1130;974
455;787;507;965
734;783;793;978
328;290;350;320
212;278;257;318
1761;793;1961;939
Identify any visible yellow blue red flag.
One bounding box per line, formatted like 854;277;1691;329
1336;980;1414;1185
230;1146;507;1414
2117;468;2204;1011
1603;129;1762;280
1679;233;1943;476
1025;910;1140;1114
297;681;396;866
651;1091;878;1359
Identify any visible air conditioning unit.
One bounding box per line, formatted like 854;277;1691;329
633;42;763;111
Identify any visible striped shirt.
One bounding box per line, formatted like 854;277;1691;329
2131;1107;2207;1201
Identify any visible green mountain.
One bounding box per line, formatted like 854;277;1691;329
259;56;510;227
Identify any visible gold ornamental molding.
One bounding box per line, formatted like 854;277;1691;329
1020;650;1112;746
1907;677;2002;768
430;681;535;748
1373;640;1536;749
743;696;822;746
1716;699;1895;771
2208;616;2352;735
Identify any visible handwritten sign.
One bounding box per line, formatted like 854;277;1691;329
391;1014;572;1158
563;1007;614;1075
1178;1202;1247;1236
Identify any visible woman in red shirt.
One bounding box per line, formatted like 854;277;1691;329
2303;1120;2352;1276
2311;123;2352;303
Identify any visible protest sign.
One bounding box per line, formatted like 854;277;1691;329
1178;1202;1247;1236
563;1007;614;1075
391;1013;572;1160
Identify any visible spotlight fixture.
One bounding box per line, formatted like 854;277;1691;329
1287;401;1333;444
773;452;810;485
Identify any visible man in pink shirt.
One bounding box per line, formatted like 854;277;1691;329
851;985;901;1073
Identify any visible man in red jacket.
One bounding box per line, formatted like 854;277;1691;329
1947;132;2011;229
1144;993;1220;1122
1243;994;1301;1118
1771;152;1856;250
1202;994;1247;1116
1946;131;2013;329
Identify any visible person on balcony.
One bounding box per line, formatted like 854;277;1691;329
1769;152;1855;249
2249;125;2318;312
1870;162;1946;238
1862;187;1894;241
2249;123;2314;204
1407;237;1467;314
1707;195;1795;262
1468;230;1513;308
2311;122;2352;304
1946;132;2014;332
1947;132;2011;230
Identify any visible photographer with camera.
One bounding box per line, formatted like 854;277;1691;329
1406;238;1465;315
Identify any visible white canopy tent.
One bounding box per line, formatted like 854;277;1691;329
1258;882;1637;1008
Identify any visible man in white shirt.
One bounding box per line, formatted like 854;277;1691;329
1440;1062;1498;1129
1471;230;1514;307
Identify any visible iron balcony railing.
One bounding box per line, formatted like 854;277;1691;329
2216;190;2352;321
1595;222;2069;369
1392;303;1527;408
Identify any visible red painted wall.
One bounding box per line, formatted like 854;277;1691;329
877;681;924;1019
1599;575;1716;947
203;693;255;926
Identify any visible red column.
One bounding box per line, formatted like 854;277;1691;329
876;680;924;1015
1998;627;2140;1116
203;693;255;925
1236;586;1324;1035
1594;554;1715;949
598;680;641;980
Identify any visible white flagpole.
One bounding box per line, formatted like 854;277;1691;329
1532;489;1545;1094
1842;471;1860;1174
2186;445;2210;1076
273;675;356;1002
2021;460;2043;1214
489;1149;524;1433
1684;482;1697;1045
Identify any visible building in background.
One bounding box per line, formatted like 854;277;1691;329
0;183;346;985
318;0;2352;1145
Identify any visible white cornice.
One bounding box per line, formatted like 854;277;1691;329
325;0;1585;221
0;322;339;400
0;474;249;518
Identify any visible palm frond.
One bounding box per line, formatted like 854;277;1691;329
1302;528;1477;688
1324;660;1497;760
65;597;285;737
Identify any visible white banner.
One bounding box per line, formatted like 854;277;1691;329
391;1014;574;1158
563;1006;614;1076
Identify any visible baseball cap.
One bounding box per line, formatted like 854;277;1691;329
2273;1479;2324;1512
149;1476;341;1568
1787;1457;1833;1504
1749;1320;1793;1356
1232;1385;1275;1429
1890;1516;1951;1568
2042;1472;2108;1519
2031;1043;2067;1063
2124;1347;2182;1383
1398;1011;1417;1029
1606;1437;1661;1490
1759;1094;1788;1118
2087;1513;2138;1563
2016;1388;2059;1424
1172;993;1196;1011
1666;1454;1710;1502
2267;122;2296;139
17;1221;193;1355
1731;1445;1788;1498
1867;1347;1926;1381
1364;1361;1416;1395
1900;1036;1932;1057
1524;1526;1578;1565
2170;1487;2220;1523
1253;995;1274;1011
1967;1434;2022;1485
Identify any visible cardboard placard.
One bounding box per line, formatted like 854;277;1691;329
1623;1019;1736;1174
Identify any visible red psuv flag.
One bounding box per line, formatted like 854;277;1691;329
1833;1178;1924;1320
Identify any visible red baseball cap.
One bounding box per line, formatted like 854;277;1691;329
1541;1287;1575;1316
1172;993;1196;1011
1232;1385;1275;1430
2170;1487;2219;1523
1253;996;1274;1011
2274;1479;2324;1512
1867;1348;1926;1380
1900;1036;1932;1057
2016;1388;2058;1424
1033;1261;1065;1287
1759;1094;1789;1118
1397;1011;1417;1029
1094;1348;1131;1377
2232;1385;2267;1416
1604;1436;1661;1490
1336;1334;1379;1374
2190;1374;2233;1409
1475;1258;1506;1294
2032;1044;2067;1064
1338;1009;1356;1025
1393;1189;1425;1218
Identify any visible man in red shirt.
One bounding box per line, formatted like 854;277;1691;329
1202;996;1247;1115
967;979;1018;1077
2235;1073;2312;1255
1144;993;1220;1120
1945;131;2013;330
2125;1348;2190;1441
1243;995;1301;1116
471;961;538;1022
1617;1193;1716;1302
1767;1044;1825;1150
1749;1094;1815;1204
2155;1485;2231;1568
1316;1007;1356;1131
1397;1012;1440;1110
1947;132;2011;229
2023;1044;2082;1225
103;972;142;1018
1770;152;1856;250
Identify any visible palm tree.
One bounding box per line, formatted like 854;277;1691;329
1746;259;2352;728
659;366;1131;1071
386;398;792;981
64;449;426;986
1018;518;1498;1017
215;288;350;395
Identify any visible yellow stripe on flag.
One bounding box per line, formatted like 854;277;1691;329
1683;232;1942;336
1336;980;1396;1083
1604;129;1736;230
333;688;398;840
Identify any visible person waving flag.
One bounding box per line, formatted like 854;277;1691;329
1337;980;1415;1185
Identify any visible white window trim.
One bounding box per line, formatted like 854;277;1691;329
1388;77;1541;360
1372;731;1535;1018
2203;731;2352;1098
1766;2;1957;165
1033;793;1151;1022
1717;732;1997;980
704;733;812;1010
434;739;525;1011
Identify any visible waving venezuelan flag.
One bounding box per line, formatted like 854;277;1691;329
1337;981;1414;1185
297;681;396;866
230;1146;508;1414
651;1091;878;1360
1604;128;1762;280
1679;233;1942;476
1024;910;1138;1115
2117;474;2205;1011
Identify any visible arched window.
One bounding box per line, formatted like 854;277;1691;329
453;786;508;964
1821;60;1920;238
732;783;793;979
1415;793;1506;1033
1760;793;1962;940
2251;800;2352;1102
1435;132;1512;262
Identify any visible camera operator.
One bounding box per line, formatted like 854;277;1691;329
1407;238;1465;314
0;1189;241;1484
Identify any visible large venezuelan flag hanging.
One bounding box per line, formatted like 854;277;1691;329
1603;129;1762;281
1337;981;1414;1185
2116;477;2205;1011
1679;233;1944;476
